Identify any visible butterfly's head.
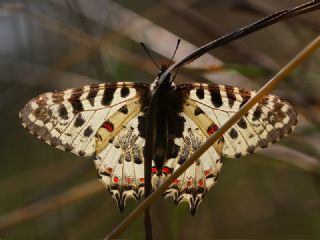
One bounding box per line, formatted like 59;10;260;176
157;64;168;77
140;40;180;93
150;64;175;93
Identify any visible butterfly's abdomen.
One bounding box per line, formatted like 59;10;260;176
150;82;186;171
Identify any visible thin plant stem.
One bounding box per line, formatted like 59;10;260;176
0;180;103;230
105;35;320;239
143;91;157;239
144;208;153;240
166;0;320;71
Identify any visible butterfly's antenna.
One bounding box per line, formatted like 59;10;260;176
140;42;160;70
168;39;181;67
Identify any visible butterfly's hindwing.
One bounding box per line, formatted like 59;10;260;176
176;83;298;158
159;112;224;215
94;113;150;210
19;82;149;157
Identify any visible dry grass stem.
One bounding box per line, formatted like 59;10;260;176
106;35;320;239
0;180;103;230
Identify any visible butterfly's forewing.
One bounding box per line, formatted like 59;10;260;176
177;83;298;158
19;82;149;157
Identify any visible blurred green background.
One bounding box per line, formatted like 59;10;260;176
1;0;320;239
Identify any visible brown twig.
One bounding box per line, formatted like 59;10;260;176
105;35;320;239
166;0;320;70
143;83;158;240
0;180;103;230
161;0;280;70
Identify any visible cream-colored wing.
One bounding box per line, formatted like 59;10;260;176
95;113;151;210
177;83;298;158
19;82;149;157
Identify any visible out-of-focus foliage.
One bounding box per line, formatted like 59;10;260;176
0;0;320;239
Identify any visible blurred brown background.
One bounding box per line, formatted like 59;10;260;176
1;0;320;239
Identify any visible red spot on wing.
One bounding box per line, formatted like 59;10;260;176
186;180;192;187
207;123;219;135
139;178;144;183
173;179;180;185
106;167;113;173
162;167;172;174
113;177;119;183
102;121;114;132
204;169;211;176
198;179;204;187
151;167;157;173
127;177;132;184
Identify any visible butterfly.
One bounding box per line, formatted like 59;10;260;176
21;0;320;215
19;58;297;214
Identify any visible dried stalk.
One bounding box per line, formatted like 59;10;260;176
105;35;320;239
0;180;103;230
